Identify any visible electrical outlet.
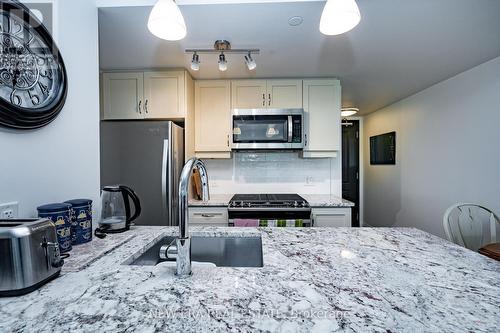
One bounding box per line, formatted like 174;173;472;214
0;202;19;219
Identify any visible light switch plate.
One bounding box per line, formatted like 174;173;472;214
0;202;19;219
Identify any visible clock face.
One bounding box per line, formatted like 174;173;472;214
0;1;67;129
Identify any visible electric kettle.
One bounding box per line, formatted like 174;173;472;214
95;185;141;238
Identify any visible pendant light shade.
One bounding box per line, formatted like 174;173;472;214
320;0;361;36
148;0;186;41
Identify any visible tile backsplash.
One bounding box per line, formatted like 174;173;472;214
204;152;341;196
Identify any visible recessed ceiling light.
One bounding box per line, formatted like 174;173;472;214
288;16;303;27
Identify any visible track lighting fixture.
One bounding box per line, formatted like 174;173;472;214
218;53;227;72
244;52;257;71
186;40;259;72
191;52;200;71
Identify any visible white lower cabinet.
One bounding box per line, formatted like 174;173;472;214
311;208;352;227
188;207;228;227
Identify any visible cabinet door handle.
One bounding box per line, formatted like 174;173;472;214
268;93;271;106
138;100;142;114
304;133;308;147
194;213;223;218
145;99;149;114
227;134;230;147
262;93;265;106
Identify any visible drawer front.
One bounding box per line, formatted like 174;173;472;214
189;208;228;226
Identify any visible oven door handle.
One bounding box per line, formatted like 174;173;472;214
287;115;293;143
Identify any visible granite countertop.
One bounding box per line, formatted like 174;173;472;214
1;226;499;332
300;194;354;207
189;194;354;208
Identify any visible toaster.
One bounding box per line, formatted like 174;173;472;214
0;218;64;296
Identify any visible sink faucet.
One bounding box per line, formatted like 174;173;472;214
161;157;210;276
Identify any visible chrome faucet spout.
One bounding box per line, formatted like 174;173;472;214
174;157;210;276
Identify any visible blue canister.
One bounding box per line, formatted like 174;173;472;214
64;199;93;245
37;203;73;253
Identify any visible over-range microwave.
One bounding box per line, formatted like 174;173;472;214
231;109;304;150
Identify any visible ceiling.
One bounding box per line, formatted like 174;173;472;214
98;0;500;114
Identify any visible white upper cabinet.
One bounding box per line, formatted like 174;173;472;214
101;70;195;161
102;72;144;119
231;79;302;109
143;71;185;119
302;79;341;158
231;80;267;108
102;70;189;120
267;80;303;108
195;80;232;159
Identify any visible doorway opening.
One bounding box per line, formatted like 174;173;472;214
342;119;360;227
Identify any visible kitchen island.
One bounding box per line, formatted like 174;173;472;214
0;227;498;332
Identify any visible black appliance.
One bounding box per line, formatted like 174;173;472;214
228;194;312;226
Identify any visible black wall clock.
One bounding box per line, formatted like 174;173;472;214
0;0;67;130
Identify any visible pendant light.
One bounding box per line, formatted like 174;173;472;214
148;0;186;41
320;0;361;36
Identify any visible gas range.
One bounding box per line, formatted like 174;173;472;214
228;194;312;227
229;194;310;210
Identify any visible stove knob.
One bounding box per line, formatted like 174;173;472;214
302;201;307;207
240;201;244;207
294;201;298;207
247;202;252;207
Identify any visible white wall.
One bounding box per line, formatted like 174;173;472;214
0;0;100;217
205;152;342;196
363;56;500;238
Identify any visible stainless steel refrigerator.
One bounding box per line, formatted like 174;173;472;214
100;121;184;226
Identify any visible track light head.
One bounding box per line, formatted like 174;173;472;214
218;53;227;72
244;52;256;71
191;52;200;71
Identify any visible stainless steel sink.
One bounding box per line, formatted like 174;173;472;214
130;236;263;267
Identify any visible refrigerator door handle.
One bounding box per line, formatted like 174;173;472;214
287;115;293;143
161;139;172;225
